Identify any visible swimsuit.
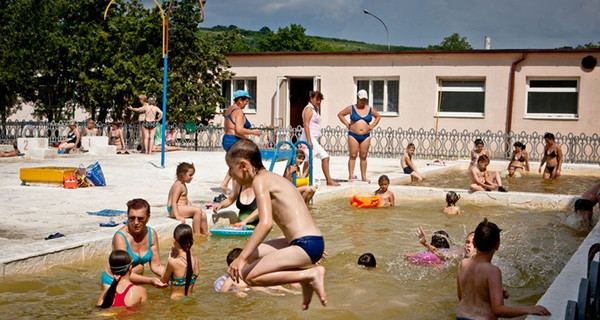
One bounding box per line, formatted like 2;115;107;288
456;317;475;320
289;235;325;264
222;108;253;151
171;274;198;286
547;150;558;158
141;121;157;129
575;199;596;211
348;105;372;144
66;132;77;144
236;186;258;226
403;166;414;174
545;166;556;174
101;271;114;285
167;206;172;214
514;154;526;162
112;283;136;307
101;227;154;285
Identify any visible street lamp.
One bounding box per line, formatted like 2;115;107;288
363;9;390;50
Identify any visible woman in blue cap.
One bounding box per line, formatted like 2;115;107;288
220;90;262;194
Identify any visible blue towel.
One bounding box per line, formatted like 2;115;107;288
87;209;126;217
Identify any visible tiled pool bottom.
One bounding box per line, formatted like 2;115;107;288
0;190;588;319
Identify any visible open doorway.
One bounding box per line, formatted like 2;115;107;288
289;78;314;129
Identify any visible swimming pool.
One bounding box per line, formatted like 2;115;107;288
0;194;587;319
414;166;599;195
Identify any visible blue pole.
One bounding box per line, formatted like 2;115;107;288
161;54;167;167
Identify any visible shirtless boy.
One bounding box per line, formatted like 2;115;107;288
401;143;425;181
225;139;326;310
469;155;506;192
374;175;395;207
456;218;550;320
574;182;600;228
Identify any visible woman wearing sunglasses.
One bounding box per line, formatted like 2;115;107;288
99;199;168;294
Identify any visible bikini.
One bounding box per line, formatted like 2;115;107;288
511;153;525;169
236;186;258;226
101;227;153;285
544;149;558;174
112;283;136;307
222;108;252;151
110;132;121;145
289;235;325;264
348;105;372;143
171;274;198;286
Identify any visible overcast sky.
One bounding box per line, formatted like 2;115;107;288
150;0;600;49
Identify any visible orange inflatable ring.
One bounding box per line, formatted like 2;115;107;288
350;195;381;208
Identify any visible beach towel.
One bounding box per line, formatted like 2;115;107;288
87;209;126;217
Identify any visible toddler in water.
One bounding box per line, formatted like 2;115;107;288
443;191;461;215
160;224;199;299
401;143;425;181
225;139;326;310
97;250;148;308
167;162;208;235
374;175;395;207
358;253;377;268
284;150;317;204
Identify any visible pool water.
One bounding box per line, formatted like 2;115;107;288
415;169;599;195
0;197;587;319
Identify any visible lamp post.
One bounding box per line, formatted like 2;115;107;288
363;9;390;50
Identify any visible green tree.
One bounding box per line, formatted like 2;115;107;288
427;33;473;50
257;24;316;52
576;42;600;49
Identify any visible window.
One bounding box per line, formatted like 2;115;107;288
526;79;578;119
356;79;399;114
221;78;257;112
437;79;485;117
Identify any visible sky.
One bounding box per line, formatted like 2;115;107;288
149;0;600;49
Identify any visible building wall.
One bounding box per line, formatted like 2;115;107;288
225;50;600;136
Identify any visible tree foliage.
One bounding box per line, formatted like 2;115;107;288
257;24;316;52
1;0;235;123
427;33;473;50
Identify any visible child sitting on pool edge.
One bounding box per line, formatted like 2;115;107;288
225;139;326;310
160;224;199;299
401;143;425;181
443;191;461;215
167;162;208;235
456;218;551;319
374;175;395;207
97;250;148;308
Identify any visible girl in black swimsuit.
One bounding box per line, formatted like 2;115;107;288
539;132;562;179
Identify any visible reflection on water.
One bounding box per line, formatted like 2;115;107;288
0;199;587;319
416;170;599;195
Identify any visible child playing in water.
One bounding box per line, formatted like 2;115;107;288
358;253;377;268
214;248;300;297
407;227;475;268
167;162;208;235
443;191;462;215
97;250;148;308
374;175;395;207
225;139;326;310
401;143;425;181
456;218;551;319
160;224;199;299
470;139;490;167
284;150;317;204
500;165;521;179
574;182;600;228
469;155;507;192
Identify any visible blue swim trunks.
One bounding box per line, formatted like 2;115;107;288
290;235;325;264
348;132;370;144
403;166;414;174
222;134;242;152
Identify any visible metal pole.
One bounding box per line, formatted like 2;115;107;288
161;54;167;168
363;9;390;50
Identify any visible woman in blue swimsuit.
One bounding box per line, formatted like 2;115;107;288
220;90;262;194
100;199;167;292
337;89;381;183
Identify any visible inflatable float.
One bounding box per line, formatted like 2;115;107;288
350;195;381;208
295;176;309;187
209;225;255;236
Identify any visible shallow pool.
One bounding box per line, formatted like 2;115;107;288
415;169;599;195
0;198;587;319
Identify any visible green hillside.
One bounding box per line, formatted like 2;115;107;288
200;25;423;52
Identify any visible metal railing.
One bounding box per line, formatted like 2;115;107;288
1;121;599;163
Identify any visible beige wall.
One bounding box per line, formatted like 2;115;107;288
226;50;600;136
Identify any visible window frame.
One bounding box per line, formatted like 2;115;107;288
220;78;257;114
524;78;579;120
355;77;400;116
435;78;486;118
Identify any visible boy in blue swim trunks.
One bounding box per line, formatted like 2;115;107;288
225;139;327;310
401;143;425;181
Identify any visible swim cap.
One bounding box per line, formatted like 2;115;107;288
233;90;252;99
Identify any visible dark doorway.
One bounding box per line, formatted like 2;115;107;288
289;78;313;129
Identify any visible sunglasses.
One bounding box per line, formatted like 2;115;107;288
128;216;146;221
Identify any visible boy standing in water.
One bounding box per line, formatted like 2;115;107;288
225;139;326;310
456;218;550;319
